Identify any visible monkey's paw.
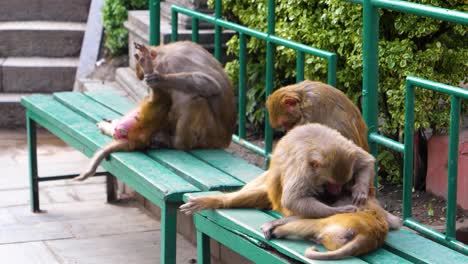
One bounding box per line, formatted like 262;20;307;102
144;72;164;87
352;188;369;206
336;205;359;214
260;221;279;240
179;198;210;215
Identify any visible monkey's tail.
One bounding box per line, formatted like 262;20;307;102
74;140;129;181
305;235;371;260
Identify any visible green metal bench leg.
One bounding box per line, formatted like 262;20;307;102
197;230;211;264
105;173;118;203
161;202;177;264
26;113;40;213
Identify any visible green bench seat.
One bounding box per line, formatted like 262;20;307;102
21;90;261;264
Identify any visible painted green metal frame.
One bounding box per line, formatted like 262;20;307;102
353;0;468;254
26;114;113;213
167;0;337;166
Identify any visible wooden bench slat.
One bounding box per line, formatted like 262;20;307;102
384;228;467;264
77;91;245;192
190;149;264;183
21;94;199;203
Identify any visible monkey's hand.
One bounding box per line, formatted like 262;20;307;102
260;216;300;240
335;204;359;213
352;184;369;206
144;71;165;87
179;196;222;215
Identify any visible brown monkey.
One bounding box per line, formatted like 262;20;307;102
181;124;392;221
260;196;400;260
75;43;172;180
266;80;373;198
76;41;236;180
266;80;369;150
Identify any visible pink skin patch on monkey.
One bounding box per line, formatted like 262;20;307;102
326;183;343;195
113;110;140;140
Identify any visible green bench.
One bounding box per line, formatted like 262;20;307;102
21;90;261;264
22;90;467;264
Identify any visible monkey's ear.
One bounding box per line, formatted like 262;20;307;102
282;96;299;111
309;152;322;169
150;49;157;60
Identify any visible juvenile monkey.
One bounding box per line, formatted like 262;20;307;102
76;41;236;180
75;43;172;180
260;196;400;260
181;124;388;219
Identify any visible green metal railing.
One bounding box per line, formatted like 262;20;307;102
347;0;467;254
148;0;467;254
167;0;337;164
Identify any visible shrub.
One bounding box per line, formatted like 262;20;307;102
214;0;467;181
102;0;149;56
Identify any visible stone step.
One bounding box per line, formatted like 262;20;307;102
0;93;28;128
78;78;135;102
115;67;148;101
0;21;85;57
0;0;91;22
125;10;235;70
1;57;78;93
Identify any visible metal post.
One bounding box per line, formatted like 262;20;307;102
238;33;247;139
106;173;117;203
403;80;415;220
27;113;40;212
192;18;199;43
214;0;222;61
171;9;178;42
197;230;211;264
264;0;275;167
160;203;177;264
362;0;380;185
446;95;460;239
296;51;304;83
149;0;160;45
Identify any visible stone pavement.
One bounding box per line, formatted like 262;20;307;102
0;129;197;264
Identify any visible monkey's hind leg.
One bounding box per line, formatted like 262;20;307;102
97;119;119;137
180;171;271;215
75;140;130;181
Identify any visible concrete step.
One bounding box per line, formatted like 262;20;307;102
0;0;91;22
1;57;78;93
125;10;235;70
78;79;135;102
0;93;28;128
0;21;85;57
115;67;148;101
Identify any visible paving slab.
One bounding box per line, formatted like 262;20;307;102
0;241;60;264
0;220;73;244
47;231;196;264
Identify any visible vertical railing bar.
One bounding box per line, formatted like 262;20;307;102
214;0;222;61
171;9;178;42
296;51;304;83
446;95;461;239
238;33;247;139
362;0;380;185
149;0;160;45
192;17;199;43
264;0;276;167
328;54;337;87
403;80;415;220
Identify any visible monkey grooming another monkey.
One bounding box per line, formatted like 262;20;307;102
181;124;395;221
260;196;400;260
76;41;236;180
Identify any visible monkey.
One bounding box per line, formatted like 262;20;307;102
76;41;236;180
181;124;396;222
259;196;401;260
266;80;369;151
75;43;172;180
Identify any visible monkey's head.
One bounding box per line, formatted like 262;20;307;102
134;42;157;80
266;88;303;131
309;147;357;195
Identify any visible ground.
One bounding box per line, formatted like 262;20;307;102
0;129;197;264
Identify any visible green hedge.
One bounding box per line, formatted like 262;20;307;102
102;0;149;56
213;0;467;181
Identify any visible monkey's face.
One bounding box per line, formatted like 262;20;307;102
267;93;302;131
